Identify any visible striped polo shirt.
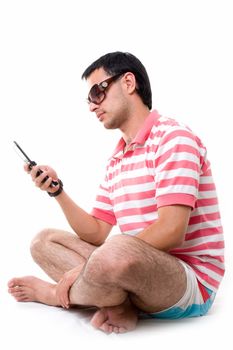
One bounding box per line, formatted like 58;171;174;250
92;110;225;292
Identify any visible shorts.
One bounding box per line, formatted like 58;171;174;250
139;260;216;320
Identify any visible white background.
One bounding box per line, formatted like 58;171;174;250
0;0;232;348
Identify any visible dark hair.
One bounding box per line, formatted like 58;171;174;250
82;51;152;110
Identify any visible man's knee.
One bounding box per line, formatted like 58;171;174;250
83;234;138;285
30;228;52;261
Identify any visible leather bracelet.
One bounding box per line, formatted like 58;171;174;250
48;179;63;197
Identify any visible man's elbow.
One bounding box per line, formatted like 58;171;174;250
168;228;186;250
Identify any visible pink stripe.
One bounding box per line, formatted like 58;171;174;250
113;190;155;204
109;160;154;179
201;166;211;175
155;144;200;168
91;208;116;225
125;147;146;157
194;269;220;289
199;183;216;191
115;204;157;218
149;129;165;141
174;254;225;276
185;226;223;241
96;195;112;205
158;176;198;188
196;198;218;207
160;129;196;145
112;175;154;191
121;160;154;172
161;160;199;172
189;212;221;225
157;193;196;208
174;240;224;254
120;220;154;232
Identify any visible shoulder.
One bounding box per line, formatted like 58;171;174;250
151;115;204;149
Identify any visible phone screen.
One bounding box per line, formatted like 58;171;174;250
13;141;36;167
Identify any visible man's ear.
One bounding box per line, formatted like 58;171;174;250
123;72;137;95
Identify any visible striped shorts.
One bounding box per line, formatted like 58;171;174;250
139;260;216;319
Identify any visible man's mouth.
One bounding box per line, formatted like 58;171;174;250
96;111;105;121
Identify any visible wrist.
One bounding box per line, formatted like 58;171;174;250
48;179;63;197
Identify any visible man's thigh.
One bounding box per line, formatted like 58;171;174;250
33;228;97;260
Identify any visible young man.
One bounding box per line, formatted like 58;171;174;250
8;52;225;334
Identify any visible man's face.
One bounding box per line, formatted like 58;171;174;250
86;68;130;130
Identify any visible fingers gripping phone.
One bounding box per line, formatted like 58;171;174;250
13;141;59;187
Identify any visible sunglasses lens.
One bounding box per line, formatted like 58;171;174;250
88;84;104;104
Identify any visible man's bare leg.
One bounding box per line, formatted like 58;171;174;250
8;232;187;333
8;228;97;305
67;234;187;333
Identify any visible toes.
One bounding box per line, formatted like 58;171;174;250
91;309;108;329
8;278;24;288
118;326;127;334
8;285;24;295
101;323;113;334
9;290;27;301
8;279;17;288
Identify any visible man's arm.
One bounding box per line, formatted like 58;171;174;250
27;164;112;246
136;205;191;251
55;190;112;245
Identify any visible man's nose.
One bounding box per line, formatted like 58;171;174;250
89;101;99;112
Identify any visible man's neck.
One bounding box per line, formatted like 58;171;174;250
121;106;150;145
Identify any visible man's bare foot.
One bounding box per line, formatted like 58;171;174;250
90;299;138;334
8;276;59;306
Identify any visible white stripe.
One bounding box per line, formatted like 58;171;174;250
174;248;224;256
157;167;199;180
97;187;109;197
110;182;155;198
156;154;200;174
118;212;157;225
186;219;222;234
181;255;225;270
190;204;220;216
93;201;112;211
197;257;225;270
157;184;197;196
199;176;214;184
151;122;171;134
113;197;156;212
108;167;155;186
198;190;217;199
122;228;146;235
180;233;224;249
194;264;223;282
195;276;217;293
155;135;199;159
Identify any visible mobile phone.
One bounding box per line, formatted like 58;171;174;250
13;141;59;187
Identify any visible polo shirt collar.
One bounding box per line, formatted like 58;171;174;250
111;110;160;159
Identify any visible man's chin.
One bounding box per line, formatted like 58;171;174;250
103;122;118;130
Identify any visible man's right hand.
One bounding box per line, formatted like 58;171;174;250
24;163;60;194
56;265;84;309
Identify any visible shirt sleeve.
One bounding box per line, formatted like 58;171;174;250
91;173;117;225
154;126;203;209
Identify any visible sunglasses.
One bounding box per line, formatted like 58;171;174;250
87;73;123;105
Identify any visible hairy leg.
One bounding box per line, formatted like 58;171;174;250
8;228;97;304
68;234;187;332
8;232;187;333
30;228;97;281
